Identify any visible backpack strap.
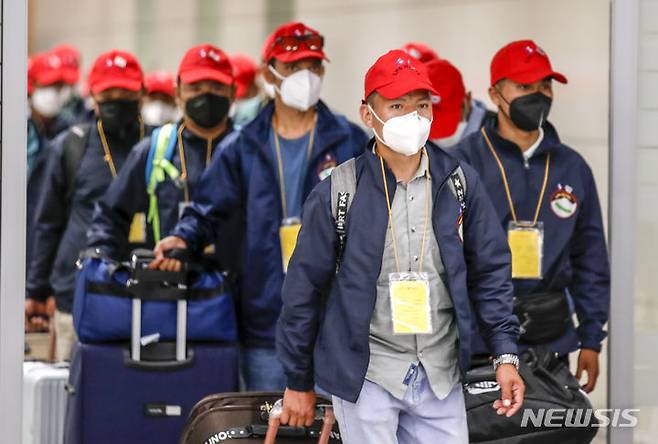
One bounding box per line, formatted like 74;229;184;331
62;123;91;207
330;158;357;273
145;123;179;243
447;166;467;214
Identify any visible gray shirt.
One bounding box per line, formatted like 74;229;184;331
366;151;460;400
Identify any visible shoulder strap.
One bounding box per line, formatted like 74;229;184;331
146;123;179;243
63;123;91;205
330;158;357;272
447;166;467;214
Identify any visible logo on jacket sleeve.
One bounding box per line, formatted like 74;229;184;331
550;184;578;219
317;153;337;181
457;211;464;243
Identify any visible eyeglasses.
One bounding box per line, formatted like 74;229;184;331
272;34;324;53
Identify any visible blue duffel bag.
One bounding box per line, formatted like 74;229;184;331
73;249;238;343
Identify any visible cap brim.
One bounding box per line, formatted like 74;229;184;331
430;106;461;139
62;69;80;85
375;79;438;100
91;78;143;94
235;82;249;98
179;69;233;86
506;68;568;85
35;71;65;86
274;50;328;63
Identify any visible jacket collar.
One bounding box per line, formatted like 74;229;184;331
363;139;460;203
483;116;562;159
241;100;351;163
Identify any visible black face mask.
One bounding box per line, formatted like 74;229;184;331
185;93;230;129
499;91;552;132
98;100;140;138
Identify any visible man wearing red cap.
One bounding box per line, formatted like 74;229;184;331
151;22;367;390
229;53;263;127
141;71;178;127
425;58;495;149
276;49;523;443
455;40;610;394
26;50;149;361
88;44;238;272
52;44;88;124
25;51;79;332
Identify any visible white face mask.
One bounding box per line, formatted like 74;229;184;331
229;95;262;126
31;86;63;118
141;101;178;127
261;75;277;99
268;66;322;112
433;121;468;149
368;105;432;156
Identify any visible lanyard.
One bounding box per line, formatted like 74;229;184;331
481;127;550;227
176;124;215;203
272;117;316;219
97;119;144;178
378;148;431;273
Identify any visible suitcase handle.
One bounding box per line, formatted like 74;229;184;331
264;399;336;444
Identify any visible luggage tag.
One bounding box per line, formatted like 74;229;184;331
508;221;544;279
128;212;147;244
279;217;302;274
389;272;432;335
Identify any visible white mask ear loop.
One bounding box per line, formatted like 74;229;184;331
367;104;388;148
268;65;286;95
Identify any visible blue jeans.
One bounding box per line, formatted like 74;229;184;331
332;365;468;444
241;347;287;391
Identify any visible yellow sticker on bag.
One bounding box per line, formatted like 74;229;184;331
279;223;302;274
508;222;543;279
128;212;147;244
389;277;432;334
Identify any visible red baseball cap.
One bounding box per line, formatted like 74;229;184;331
425;58;466;139
88;50;144;94
178;44;234;86
27;56;34;95
29;52;65;86
145;71;176;97
491;40;567;86
364;50;437;101
262;22;326;63
229;53;257;98
52;44;81;85
401;42;440;64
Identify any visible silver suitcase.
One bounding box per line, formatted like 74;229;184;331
23;361;69;444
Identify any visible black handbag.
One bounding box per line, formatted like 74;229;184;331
465;348;598;443
514;292;571;344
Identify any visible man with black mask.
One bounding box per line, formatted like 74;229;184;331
26;50;149;361
455;40;610;393
88;44;237;267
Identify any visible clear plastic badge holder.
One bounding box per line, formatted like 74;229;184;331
507;220;544;280
279;217;302;274
389;272;432;335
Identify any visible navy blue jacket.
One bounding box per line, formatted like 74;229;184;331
276;142;520;403
27;122;148;312
172;101;369;348
88;121;235;261
454;118;610;355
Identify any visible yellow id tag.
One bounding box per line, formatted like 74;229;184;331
279;217;302;274
508;221;544;279
389;272;432;335
128;212;147;244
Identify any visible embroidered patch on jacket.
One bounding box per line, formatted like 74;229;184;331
550;184;578;219
317;153;337;181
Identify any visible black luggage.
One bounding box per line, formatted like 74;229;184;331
465;348;598;443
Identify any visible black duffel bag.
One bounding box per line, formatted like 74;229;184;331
465;348;598;443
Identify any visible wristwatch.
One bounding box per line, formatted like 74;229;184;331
493;353;520;371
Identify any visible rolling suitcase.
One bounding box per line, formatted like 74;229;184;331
64;251;239;444
22;361;69;444
180;392;341;444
